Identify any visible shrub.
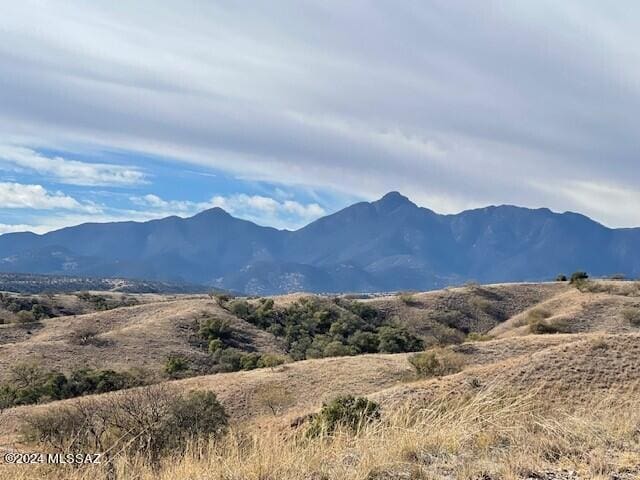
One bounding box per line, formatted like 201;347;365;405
0;364;145;407
212;292;232;304
199;316;232;341
398;293;418;306
60;368;139;397
408;348;465;378
622;308;640;327
465;332;493;342
30;304;49;320
69;327;110;347
240;352;262;370
170;390;228;442
76;292;111;310
208;338;224;353
570;271;589;284
306;395;381;437
556;274;567;282
591;336;609;350
210;348;286;373
348;330;380;353
256;353;288;369
212;348;244;372
341;301;385;325
15;310;36;323
253;384;293;415
21;386;228;464
528;318;569;334
526;308;552;324
227;299;252;319
165;355;189;377
377;325;423;353
323;341;354;357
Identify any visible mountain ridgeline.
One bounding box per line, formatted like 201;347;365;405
0;192;638;294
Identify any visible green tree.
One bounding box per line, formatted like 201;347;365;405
348;331;380;353
165;356;189;378
377;325;423;353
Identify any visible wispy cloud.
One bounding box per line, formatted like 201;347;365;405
532;180;640;227
0;145;146;186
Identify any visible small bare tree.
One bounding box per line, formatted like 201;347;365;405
253;384;293;416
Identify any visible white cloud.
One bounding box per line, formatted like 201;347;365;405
0;223;42;234
0;145;145;186
131;193;325;229
0;182;100;212
282;200;325;218
130;194;196;213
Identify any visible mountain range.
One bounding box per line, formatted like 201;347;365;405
0;192;638;294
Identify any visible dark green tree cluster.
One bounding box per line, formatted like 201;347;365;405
0;293;51;322
75;292;137;311
197;314;287;373
198;316;233;351
223;297;423;360
210;349;287;372
0;363;145;408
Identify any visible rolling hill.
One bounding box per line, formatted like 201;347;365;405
1;280;640;479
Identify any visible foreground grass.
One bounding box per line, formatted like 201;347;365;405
2;384;639;480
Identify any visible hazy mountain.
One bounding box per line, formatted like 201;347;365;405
1;192;638;293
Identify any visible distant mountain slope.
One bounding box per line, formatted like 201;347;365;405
0;192;639;293
0;272;208;294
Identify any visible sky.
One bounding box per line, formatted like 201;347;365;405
1;1;640;234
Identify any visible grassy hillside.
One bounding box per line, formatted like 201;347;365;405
0;297;285;380
1;280;639;479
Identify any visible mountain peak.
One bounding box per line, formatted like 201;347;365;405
374;191;416;210
191;206;231;219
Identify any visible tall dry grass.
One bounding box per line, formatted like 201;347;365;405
2;383;639;480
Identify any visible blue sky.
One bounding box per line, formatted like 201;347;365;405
1;1;640;234
0;145;354;232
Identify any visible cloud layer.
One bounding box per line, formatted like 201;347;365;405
0;145;145;186
0;1;640;227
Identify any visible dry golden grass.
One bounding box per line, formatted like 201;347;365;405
3;281;640;479
490;282;640;338
374;334;640;410
0;353;414;444
0;297;284;380
366;282;569;342
2;385;639;480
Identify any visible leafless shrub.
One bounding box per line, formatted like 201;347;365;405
408;348;466;378
69;327;111;347
622;307;640;326
20;384;228;465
